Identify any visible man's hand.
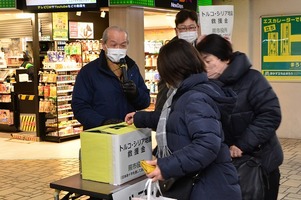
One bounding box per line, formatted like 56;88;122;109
122;80;137;100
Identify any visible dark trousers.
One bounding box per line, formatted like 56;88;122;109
264;168;280;200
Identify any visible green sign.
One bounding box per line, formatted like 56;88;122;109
110;0;211;8
0;0;15;9
110;0;154;7
197;0;212;10
261;15;301;81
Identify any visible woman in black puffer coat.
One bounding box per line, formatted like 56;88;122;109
196;34;283;200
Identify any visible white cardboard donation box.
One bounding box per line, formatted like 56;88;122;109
112;177;148;200
80;123;152;185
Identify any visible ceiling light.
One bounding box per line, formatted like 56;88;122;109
100;11;106;18
76;11;81;16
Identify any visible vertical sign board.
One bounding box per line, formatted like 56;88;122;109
199;5;234;39
261;15;301;81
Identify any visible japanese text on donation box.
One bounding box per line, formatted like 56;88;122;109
81;125;153;185
118;130;152;181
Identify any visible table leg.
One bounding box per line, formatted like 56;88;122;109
53;189;60;200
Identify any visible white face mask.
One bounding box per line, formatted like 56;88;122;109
178;31;198;44
106;48;127;63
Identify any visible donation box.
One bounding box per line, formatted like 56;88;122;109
80;123;152;185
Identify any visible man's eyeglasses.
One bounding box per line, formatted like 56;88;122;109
176;26;197;32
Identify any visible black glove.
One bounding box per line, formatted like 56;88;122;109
103;119;123;125
122;80;138;100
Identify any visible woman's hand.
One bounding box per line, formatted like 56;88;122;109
145;159;164;182
124;112;135;125
229;145;243;158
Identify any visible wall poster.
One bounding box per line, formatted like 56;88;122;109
261;14;301;81
52;12;69;41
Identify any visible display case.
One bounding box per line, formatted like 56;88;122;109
0;92;19;132
0;69;19;132
0;83;19;132
39;62;82;142
144;52;159;111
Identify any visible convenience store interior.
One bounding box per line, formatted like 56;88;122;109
0;9;176;142
1;1;301;199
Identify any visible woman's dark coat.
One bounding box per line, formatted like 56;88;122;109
219;52;283;173
134;73;241;200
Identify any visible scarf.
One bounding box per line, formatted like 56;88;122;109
156;87;178;158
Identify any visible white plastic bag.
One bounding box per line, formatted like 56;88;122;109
132;179;176;200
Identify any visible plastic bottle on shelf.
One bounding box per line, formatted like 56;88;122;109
154;82;158;93
43;84;50;97
151;55;157;67
38;83;44;96
88;40;93;52
145;55;151;67
145;69;149;80
92;40;99;51
49;84;57;98
39;99;44;112
82;41;88;52
44;98;51;113
70;43;77;55
64;44;70;56
76;42;81;55
42;71;49;82
39;71;43;83
154;70;160;82
150;82;156;94
148;69;154;81
49;98;56;114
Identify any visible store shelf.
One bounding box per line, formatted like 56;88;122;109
0;92;19;132
39;64;83;142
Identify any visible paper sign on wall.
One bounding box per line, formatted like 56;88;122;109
199;5;234;39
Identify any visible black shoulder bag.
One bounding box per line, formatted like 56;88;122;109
232;155;266;200
158;173;200;200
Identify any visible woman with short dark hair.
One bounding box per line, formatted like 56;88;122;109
196;34;283;200
156;38;204;88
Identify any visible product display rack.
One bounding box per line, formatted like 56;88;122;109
0;69;20;132
144;52;159;111
0;92;19;132
39;62;82;142
37;40;100;142
144;38;162;111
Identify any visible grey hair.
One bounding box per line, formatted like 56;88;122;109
102;26;129;44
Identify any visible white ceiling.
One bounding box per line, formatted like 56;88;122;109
144;10;176;29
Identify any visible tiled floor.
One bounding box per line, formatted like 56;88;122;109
0;133;301;200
